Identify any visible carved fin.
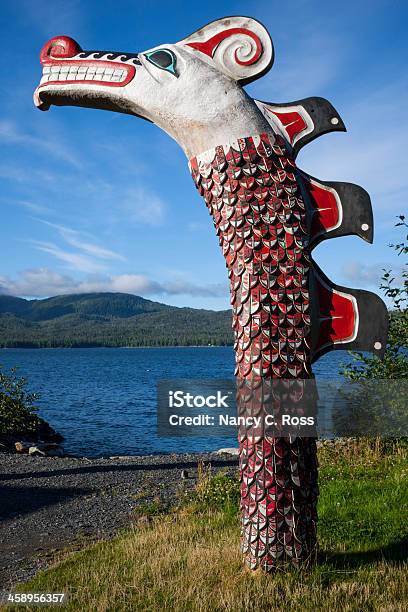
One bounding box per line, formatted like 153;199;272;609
254;97;346;157
310;262;388;363
298;172;374;248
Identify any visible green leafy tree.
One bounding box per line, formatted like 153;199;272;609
336;217;407;441
342;215;408;380
0;366;42;437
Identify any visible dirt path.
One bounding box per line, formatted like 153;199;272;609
0;451;237;589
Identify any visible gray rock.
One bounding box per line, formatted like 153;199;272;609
215;447;239;456
47;448;64;457
28;446;46;457
15;442;30;453
35;442;60;451
109;456;131;460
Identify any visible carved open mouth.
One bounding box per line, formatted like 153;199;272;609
39;61;135;87
34;36;138;110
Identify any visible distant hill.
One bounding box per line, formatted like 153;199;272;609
0;293;233;348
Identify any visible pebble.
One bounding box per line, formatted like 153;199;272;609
215;447;239;456
0;451;238;590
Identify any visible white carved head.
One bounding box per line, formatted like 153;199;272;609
34;17;274;156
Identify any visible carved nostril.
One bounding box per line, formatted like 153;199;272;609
40;36;82;64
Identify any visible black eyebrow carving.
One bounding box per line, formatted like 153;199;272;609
77;50;142;64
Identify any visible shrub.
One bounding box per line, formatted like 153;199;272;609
0;365;61;443
342;215;408;380
185;463;240;514
340;216;407;443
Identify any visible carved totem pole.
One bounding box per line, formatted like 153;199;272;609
34;16;388;571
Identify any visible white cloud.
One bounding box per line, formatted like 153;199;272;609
22;222;127;274
41;221;126;262
342;261;386;285
0;119;81;168
0;163;31;183
0;163;59;184
341;260;405;287
0;268;76;297
119;187;166;225
0;198;51;215
0;268;227;299
31;241;107;274
162;279;226;297
14;200;51;214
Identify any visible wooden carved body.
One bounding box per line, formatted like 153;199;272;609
190;133;317;567
34;16;388;571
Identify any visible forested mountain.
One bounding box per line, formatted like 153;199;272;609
0;293;233;348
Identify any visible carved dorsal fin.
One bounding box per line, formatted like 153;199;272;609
254;97;346;158
310;262;388;363
298;171;374;248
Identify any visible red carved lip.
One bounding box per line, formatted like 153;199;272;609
34;35;136;109
38;59;136;88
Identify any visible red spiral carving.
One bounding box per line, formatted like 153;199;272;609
186;27;263;66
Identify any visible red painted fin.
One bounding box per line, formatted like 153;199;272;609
302;176;342;240
313;272;358;355
259;105;312;147
254;97;346;157
311;264;388;363
266;109;308;144
299;172;373;248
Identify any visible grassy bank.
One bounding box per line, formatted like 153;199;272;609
4;440;407;611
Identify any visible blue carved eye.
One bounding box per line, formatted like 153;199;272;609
144;49;177;76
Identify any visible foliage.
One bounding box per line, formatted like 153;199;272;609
0;292;233;348
342;215;408;380
186;465;241;513
135;499;167;518
0;365;42;436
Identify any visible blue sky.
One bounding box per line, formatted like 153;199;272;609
0;0;407;309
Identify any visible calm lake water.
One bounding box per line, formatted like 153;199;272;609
0;347;348;456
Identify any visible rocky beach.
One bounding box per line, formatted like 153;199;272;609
0;451;238;590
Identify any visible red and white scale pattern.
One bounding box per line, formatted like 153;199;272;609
189;132;318;570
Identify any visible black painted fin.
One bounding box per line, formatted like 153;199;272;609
255;96;346;157
310;262;389;364
297;171;374;248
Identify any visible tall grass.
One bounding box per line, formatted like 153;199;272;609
4;439;407;612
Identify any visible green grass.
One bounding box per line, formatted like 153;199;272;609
4;440;407;612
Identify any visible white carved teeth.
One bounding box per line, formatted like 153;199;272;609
41;64;127;83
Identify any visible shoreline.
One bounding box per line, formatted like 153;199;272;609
0;451;238;589
0;345;233;350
